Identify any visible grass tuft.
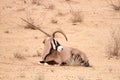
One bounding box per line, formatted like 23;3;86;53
70;11;83;24
106;28;120;59
14;53;25;59
111;4;120;11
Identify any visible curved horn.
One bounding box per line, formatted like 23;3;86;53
52;31;68;41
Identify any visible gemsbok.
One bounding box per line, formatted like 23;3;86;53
40;31;90;67
21;18;90;67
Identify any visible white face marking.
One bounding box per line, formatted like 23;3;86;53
57;46;63;52
52;40;56;49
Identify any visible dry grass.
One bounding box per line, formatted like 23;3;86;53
22;0;42;5
4;30;10;34
32;0;41;5
14;53;25;59
51;18;58;24
24;24;36;30
35;74;44;80
106;0;120;11
37;76;43;80
48;4;55;10
65;0;71;1
44;4;55;10
106;28;120;59
25;16;35;30
23;9;36;30
78;76;85;80
57;12;66;16
33;51;41;57
65;0;83;24
111;4;120;11
70;11;83;24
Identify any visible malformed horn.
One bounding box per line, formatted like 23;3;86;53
21;18;51;37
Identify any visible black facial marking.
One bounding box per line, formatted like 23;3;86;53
46;60;58;65
39;60;58;65
39;61;45;63
61;62;67;66
53;39;61;50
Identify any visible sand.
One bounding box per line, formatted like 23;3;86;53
0;0;120;80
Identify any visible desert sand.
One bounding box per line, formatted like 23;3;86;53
0;0;120;80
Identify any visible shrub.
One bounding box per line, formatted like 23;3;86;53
106;0;120;11
14;53;25;59
70;11;83;24
106;28;120;59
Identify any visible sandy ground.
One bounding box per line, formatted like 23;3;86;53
0;0;120;80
